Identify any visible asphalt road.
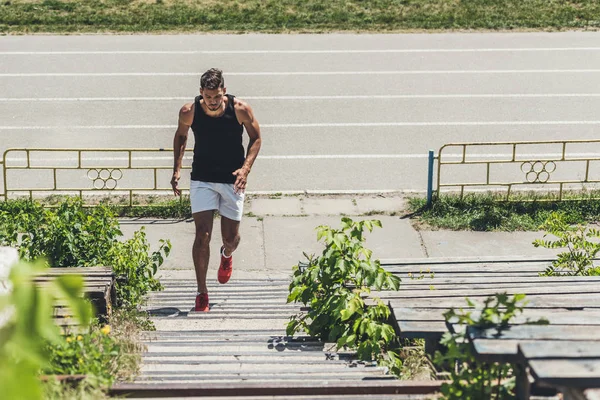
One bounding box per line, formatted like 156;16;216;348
1;32;600;193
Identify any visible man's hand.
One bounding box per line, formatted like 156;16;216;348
171;171;181;196
232;167;250;194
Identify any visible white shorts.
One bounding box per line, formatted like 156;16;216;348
190;180;245;221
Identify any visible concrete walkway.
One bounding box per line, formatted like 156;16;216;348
119;193;558;281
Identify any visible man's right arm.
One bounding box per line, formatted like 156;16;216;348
171;103;193;196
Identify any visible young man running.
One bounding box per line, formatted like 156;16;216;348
171;68;262;312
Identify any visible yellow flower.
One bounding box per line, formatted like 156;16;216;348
100;325;111;335
77;335;83;341
78;358;83;364
66;337;72;343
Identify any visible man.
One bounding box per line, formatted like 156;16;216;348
171;68;262;312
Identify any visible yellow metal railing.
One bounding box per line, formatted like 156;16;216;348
436;139;600;200
0;158;5;202
1;148;190;206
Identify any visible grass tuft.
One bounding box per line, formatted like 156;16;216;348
2;0;600;33
409;191;600;231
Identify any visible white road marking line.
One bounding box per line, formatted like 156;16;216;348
3;69;600;77
4;121;600;130
4;153;598;162
3;47;600;55
3;93;600;101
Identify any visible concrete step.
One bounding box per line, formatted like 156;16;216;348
137;371;388;380
134;278;414;397
142;340;327;349
141;363;381;373
142;330;297;339
138;396;428;400
151;320;290;330
134;377;396;384
144;343;330;353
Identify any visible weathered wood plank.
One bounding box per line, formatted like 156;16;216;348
394;273;544;279
39;266;113;275
387;269;545;277
384;260;550;267
384;293;600;309
109;380;444;398
470;339;539;363
467;325;600;342
528;359;600;388
382;256;556;266
377;284;600;299
518;341;600;360
396;276;600;287
385;264;548;273
471;339;600;364
395;321;447;339
390;306;600;325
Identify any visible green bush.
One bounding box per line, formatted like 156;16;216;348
287;218;402;367
0;198;171;307
534;212;600;276
108;228;169;307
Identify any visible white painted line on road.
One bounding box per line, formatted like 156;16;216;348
0;125;175;130
264;121;600;127
262;154;417;159
4;93;600;102
5;121;600;130
3;69;600;77
4;47;600;55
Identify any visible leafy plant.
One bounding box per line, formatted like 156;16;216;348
0;258;92;400
0;198;171;307
43;298;148;395
434;293;548;400
534;212;600;276
108;228;170;308
44;324;120;384
287;217;401;365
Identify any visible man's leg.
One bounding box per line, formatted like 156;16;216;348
221;216;241;257
192;210;215;294
216;182;243;284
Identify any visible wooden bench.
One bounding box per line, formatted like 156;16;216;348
35;266;116;326
374;258;600;399
375;259;600;353
465;327;600;399
517;341;600;399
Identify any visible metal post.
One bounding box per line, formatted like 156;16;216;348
426;150;435;208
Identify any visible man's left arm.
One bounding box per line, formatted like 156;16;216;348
233;100;262;193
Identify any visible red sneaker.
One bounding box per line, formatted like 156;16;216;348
218;246;233;284
195;293;209;312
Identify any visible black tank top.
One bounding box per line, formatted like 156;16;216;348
190;94;245;183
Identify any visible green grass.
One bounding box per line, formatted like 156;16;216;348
409;192;600;231
2;0;600;33
110;197;192;219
